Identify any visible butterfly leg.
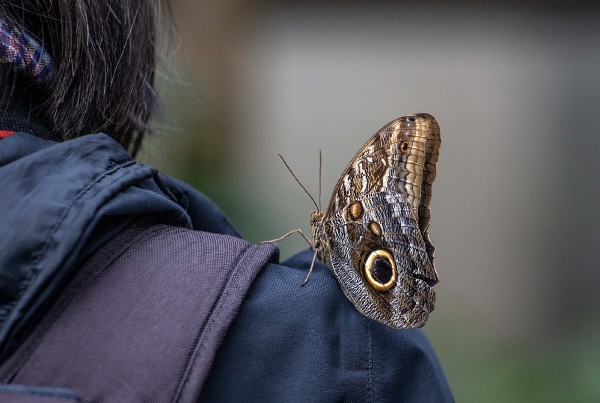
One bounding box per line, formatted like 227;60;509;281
301;249;319;287
261;229;313;247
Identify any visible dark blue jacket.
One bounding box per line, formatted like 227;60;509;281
0;132;453;402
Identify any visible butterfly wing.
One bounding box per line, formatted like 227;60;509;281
314;114;440;328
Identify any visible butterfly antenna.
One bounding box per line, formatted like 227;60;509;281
278;154;319;211
318;150;322;211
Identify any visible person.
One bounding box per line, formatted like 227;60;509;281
0;1;453;402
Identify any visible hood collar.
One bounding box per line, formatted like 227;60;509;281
0;133;191;359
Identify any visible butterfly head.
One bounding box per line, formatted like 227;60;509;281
309;211;324;226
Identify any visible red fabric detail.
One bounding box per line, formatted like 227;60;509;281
0;130;15;138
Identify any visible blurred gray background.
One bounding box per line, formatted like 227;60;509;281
141;1;600;401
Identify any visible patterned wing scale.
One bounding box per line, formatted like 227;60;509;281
312;114;440;329
326;115;432;219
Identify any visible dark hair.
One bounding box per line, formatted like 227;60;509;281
0;0;166;156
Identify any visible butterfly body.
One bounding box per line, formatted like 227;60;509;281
311;113;441;329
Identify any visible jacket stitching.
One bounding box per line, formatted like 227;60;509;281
368;317;374;403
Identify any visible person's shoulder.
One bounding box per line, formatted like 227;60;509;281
199;248;454;403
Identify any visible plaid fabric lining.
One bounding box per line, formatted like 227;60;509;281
0;18;53;84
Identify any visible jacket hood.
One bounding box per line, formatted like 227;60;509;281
0;132;239;360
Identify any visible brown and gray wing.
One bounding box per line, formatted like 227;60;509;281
323;191;437;329
324;114;440;264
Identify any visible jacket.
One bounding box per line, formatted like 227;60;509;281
0;129;453;402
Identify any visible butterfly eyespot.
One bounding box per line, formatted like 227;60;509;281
347;201;363;221
364;249;397;291
400;142;409;153
368;221;382;236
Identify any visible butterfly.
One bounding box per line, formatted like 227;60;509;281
270;113;440;329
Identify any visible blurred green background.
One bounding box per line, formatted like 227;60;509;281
140;1;600;401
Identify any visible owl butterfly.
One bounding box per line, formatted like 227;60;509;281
273;113;441;329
